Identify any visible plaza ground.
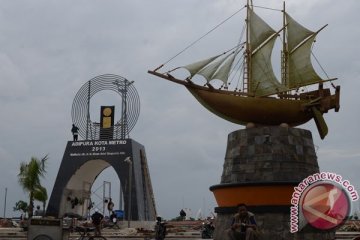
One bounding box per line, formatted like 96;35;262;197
0;219;360;240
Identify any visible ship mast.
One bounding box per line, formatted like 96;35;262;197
244;0;252;95
282;1;288;87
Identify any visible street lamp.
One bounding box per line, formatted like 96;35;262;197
124;156;132;228
3;187;7;218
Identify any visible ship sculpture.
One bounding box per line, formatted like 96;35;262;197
148;1;340;139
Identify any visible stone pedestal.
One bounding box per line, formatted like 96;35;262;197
210;126;335;240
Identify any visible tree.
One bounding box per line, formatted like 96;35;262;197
13;200;28;218
18;155;48;218
33;185;48;216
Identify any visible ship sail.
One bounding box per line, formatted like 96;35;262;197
285;13;323;89
176;5;332;97
182;50;239;86
248;8;288;96
182;54;222;78
210;51;237;86
248;8;275;50
197;53;233;83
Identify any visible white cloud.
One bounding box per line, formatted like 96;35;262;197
0;53;29;99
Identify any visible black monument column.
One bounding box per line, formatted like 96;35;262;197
47;139;156;221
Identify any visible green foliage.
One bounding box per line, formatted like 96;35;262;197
33;186;48;203
17;155;48;218
13;200;28;215
171;216;183;221
170;216;196;221
33;185;48;216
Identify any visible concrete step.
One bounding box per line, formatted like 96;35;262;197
0;228;359;240
335;231;360;239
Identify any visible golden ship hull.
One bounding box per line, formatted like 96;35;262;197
148;70;340;139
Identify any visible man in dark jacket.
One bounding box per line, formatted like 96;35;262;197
91;209;104;236
71;124;79;141
226;204;258;240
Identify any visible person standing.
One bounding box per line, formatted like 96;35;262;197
71;124;79;141
180;209;186;221
107;198;115;216
155;216;166;240
91;209;104;236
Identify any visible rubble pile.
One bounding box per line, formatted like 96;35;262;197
0;219;13;228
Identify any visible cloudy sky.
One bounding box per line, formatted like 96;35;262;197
0;0;359;220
